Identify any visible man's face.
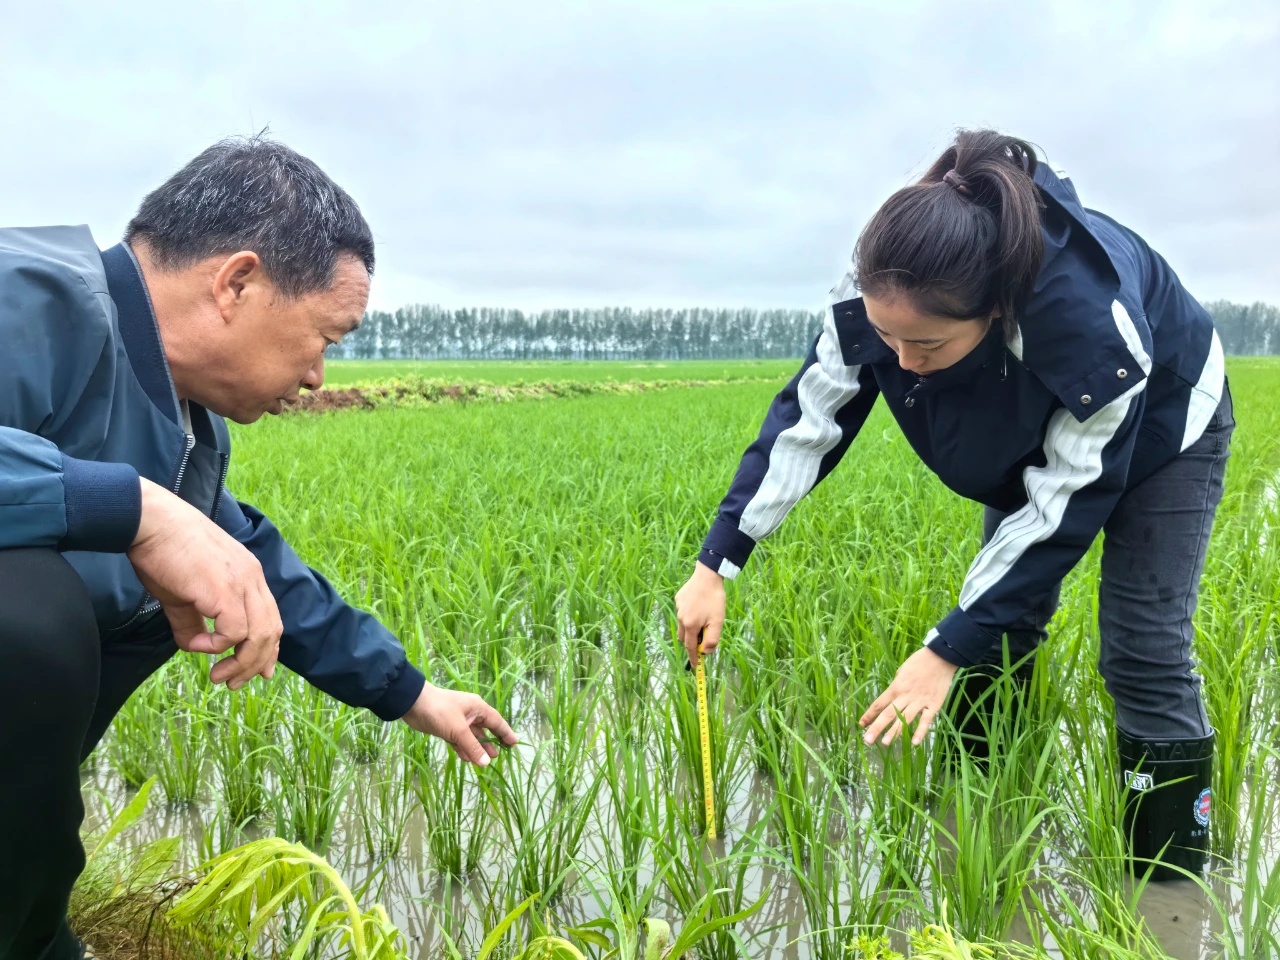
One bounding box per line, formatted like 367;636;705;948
211;254;369;423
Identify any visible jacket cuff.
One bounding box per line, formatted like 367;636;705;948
59;455;142;553
699;516;757;579
925;606;1002;668
368;659;427;721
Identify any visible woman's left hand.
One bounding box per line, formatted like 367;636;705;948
860;647;961;746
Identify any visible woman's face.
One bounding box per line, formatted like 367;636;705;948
863;294;995;376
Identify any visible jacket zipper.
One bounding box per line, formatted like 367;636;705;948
209;454;230;526
121;433;196;627
903;376;928;408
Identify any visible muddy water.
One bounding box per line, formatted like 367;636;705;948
81;738;1275;960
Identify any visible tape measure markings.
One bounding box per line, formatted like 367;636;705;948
695;646;716;840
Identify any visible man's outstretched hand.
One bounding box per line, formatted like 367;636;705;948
402;682;519;765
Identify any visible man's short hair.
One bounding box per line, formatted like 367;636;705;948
125;135;374;298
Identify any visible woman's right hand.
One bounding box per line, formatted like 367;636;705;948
675;561;727;667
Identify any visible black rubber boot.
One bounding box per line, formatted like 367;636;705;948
1117;729;1214;882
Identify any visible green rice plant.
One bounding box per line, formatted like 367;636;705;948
656;638;751;839
760;703;820;873
356;747;415;862
728;623;791;777
347;707;392;765
1198;586;1275;859
861;735;932;895
270;687;352;854
917;716;1060;941
807;639;863;789
604;566;660;735
213;687;278;826
526;556;565;661
600;723;656;903
1049;687;1163;945
106;690;161;788
652;811;771;960
434;617;524;727
1021;882;1169;960
797;789;907;958
466;545;526;667
536;652;602;801
484;741;602;904
150;664;215;805
409;735;490;878
565;553;609;649
415;870;527;960
1207;743;1280;960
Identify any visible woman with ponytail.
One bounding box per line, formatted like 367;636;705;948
676;129;1230;882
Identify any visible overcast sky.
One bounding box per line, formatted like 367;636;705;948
2;0;1276;311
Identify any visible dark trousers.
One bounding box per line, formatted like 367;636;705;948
0;549;176;960
980;387;1234;740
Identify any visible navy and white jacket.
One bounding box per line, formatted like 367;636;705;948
699;165;1226;668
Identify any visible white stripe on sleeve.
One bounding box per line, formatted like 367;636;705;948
738;303;863;543
956;301;1148;613
717;557;742;579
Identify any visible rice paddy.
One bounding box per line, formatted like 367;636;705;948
80;358;1280;959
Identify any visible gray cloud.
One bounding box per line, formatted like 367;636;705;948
2;0;1275;310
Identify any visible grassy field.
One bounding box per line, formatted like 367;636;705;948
321;358;800;386
79;358;1280;959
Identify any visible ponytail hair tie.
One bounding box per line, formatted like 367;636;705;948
943;169;973;197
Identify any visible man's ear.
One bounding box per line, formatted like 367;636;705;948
212;251;264;320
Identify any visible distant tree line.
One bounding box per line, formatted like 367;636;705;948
332;301;1280;361
1203;301;1280;356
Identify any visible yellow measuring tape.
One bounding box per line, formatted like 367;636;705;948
695;643;716;839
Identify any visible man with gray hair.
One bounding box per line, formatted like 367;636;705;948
0;137;517;959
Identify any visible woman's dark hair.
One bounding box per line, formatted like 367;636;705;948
854;129;1043;340
126;135;374;299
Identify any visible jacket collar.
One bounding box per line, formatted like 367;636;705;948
100;243;183;427
1032;164;1120;287
829;296;1005;392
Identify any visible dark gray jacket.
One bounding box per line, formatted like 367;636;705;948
0;226;424;719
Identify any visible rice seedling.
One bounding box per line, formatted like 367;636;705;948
657;634;751;840
918;724;1059;941
535;652;602;801
106;688;163;789
150;662;215;806
1206;743;1280;959
652;811;772;960
213;687;278;826
269;686;352;854
355;748;415;862
600;723;657;914
784;758;910;959
409;735;491;879
484;741;602;903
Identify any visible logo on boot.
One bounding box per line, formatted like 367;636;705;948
1124;770;1154;792
1194;788;1211;827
